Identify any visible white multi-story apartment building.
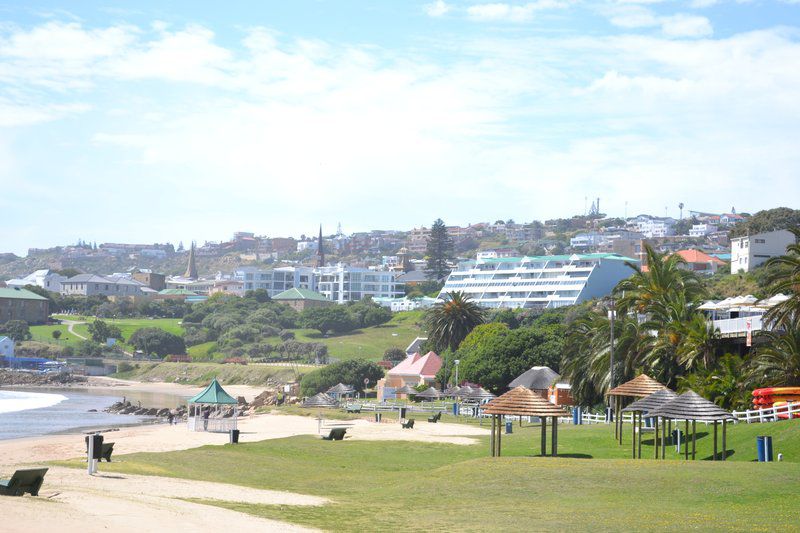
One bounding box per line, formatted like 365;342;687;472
438;253;636;309
730;229;795;273
232;265;403;302
689;224;718;237
315;265;404;303
636;218;676;238
570;232;604;248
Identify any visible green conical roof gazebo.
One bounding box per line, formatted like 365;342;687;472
187;378;239;432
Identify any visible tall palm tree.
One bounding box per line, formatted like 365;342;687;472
751;322;800;387
763;227;800;328
676;312;721;371
426;291;486;352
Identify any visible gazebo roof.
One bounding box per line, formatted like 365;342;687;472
607;374;667;398
395;384;418;395
483;386;568;417
415;387;442;399
648;390;734;421
443;385;461;396
326;383;355;394
455;386;475;398
463;387;496;400
508;366;560;391
302;392;338;408
188;378;238;405
621;388;678;413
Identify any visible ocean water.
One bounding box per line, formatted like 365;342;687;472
0;388;187;441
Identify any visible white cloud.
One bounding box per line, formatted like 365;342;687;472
466;1;569;22
424;0;452;17
660;14;713;38
608;6;659;28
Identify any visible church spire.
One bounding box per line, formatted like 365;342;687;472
184;241;198;279
316;225;325;267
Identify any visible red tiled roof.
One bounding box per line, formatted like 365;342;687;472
388;351;442;379
675;249;725;265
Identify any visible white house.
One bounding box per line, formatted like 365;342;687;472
0;336;14;357
730;229;795;273
5;269;67;293
636;218;676;238
689;224;718;238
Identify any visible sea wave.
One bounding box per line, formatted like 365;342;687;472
0;390;69;415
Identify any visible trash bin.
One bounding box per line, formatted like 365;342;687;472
85;434;104;460
505;420;513;434
399;407;407;419
672;429;683;451
229;429;240;444
452;402;459;416
757;436;773;462
572;407;582;425
375;413;382;423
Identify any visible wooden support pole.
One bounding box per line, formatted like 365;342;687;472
638;412;643;459
654;417;659;459
713;420;718;461
691;420;696;460
541;417;547;456
552;417;558;457
631;412;636;459
722;420;727;461
618;403;623;445
497;415;502;457
684;420;689;460
490;415;495;457
667;419;672;447
661;418;666;460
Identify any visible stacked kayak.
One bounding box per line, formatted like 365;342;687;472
752;387;800;419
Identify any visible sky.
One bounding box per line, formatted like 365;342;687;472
0;0;799;255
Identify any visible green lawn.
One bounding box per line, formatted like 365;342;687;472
29;323;83;347
290;310;426;361
73;418;800;531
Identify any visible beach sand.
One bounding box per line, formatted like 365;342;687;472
2;378;489;531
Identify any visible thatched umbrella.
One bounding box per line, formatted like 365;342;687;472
443;385;461;397
302;392;337;408
483;386;568;457
415;387;442;400
648;390;734;461
326;383;355;395
455;386;475;399
607;374;668;444
464;387;496;401
621;389;678;459
395;384;418;398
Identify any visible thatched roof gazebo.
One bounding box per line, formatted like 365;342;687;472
483;386;568;457
443;385;461;397
648;390;734;461
455;386;475;399
464;387;496;402
621;389;678;459
302;392;338;408
415;387;442;400
607;374;668;444
326;383;355;401
395;384;418;398
187;378;239;432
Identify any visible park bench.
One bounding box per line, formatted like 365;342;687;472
0;468;49;497
428;412;441;423
401;419;415;429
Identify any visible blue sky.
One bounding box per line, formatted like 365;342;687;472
1;1;799;254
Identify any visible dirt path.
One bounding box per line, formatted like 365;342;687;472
61;320;87;340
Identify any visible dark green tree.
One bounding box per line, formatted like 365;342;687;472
382;347;407;365
300;306;358;335
425;218;454;280
87;320;123;343
300;359;385;396
129;327;186;357
0;320;31;341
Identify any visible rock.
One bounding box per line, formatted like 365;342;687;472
88;409;97;412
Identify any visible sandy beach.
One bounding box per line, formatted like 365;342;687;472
2;378;489;531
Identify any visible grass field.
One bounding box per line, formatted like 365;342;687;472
110;361;306;385
290;310;425;361
29;323;83;347
71;318;184;344
75;418;800;531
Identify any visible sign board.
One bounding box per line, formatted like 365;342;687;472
746;319;752;347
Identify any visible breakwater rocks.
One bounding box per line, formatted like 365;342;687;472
0;369;88;386
105;400;185;418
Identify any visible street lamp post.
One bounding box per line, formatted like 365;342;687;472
608;298;616;434
454;359;460;387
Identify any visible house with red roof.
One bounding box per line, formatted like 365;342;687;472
377;351;442;401
674;249;726;275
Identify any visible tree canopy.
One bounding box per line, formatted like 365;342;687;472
129;327;186;357
426;218;453;280
300;359;385;396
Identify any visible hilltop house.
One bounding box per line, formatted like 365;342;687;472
5;269;67;293
731;229;795;273
272;287;333;312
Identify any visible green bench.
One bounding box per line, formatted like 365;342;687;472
428;412;442;423
0;468;49;497
345;405;362;414
401;419;415;429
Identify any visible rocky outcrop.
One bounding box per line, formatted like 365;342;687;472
0;369;88;386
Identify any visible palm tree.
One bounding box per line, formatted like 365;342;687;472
679;354;751;410
763;227;800;328
426;291;486;352
615;244;705;322
751;323;800;387
676;312;720;371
